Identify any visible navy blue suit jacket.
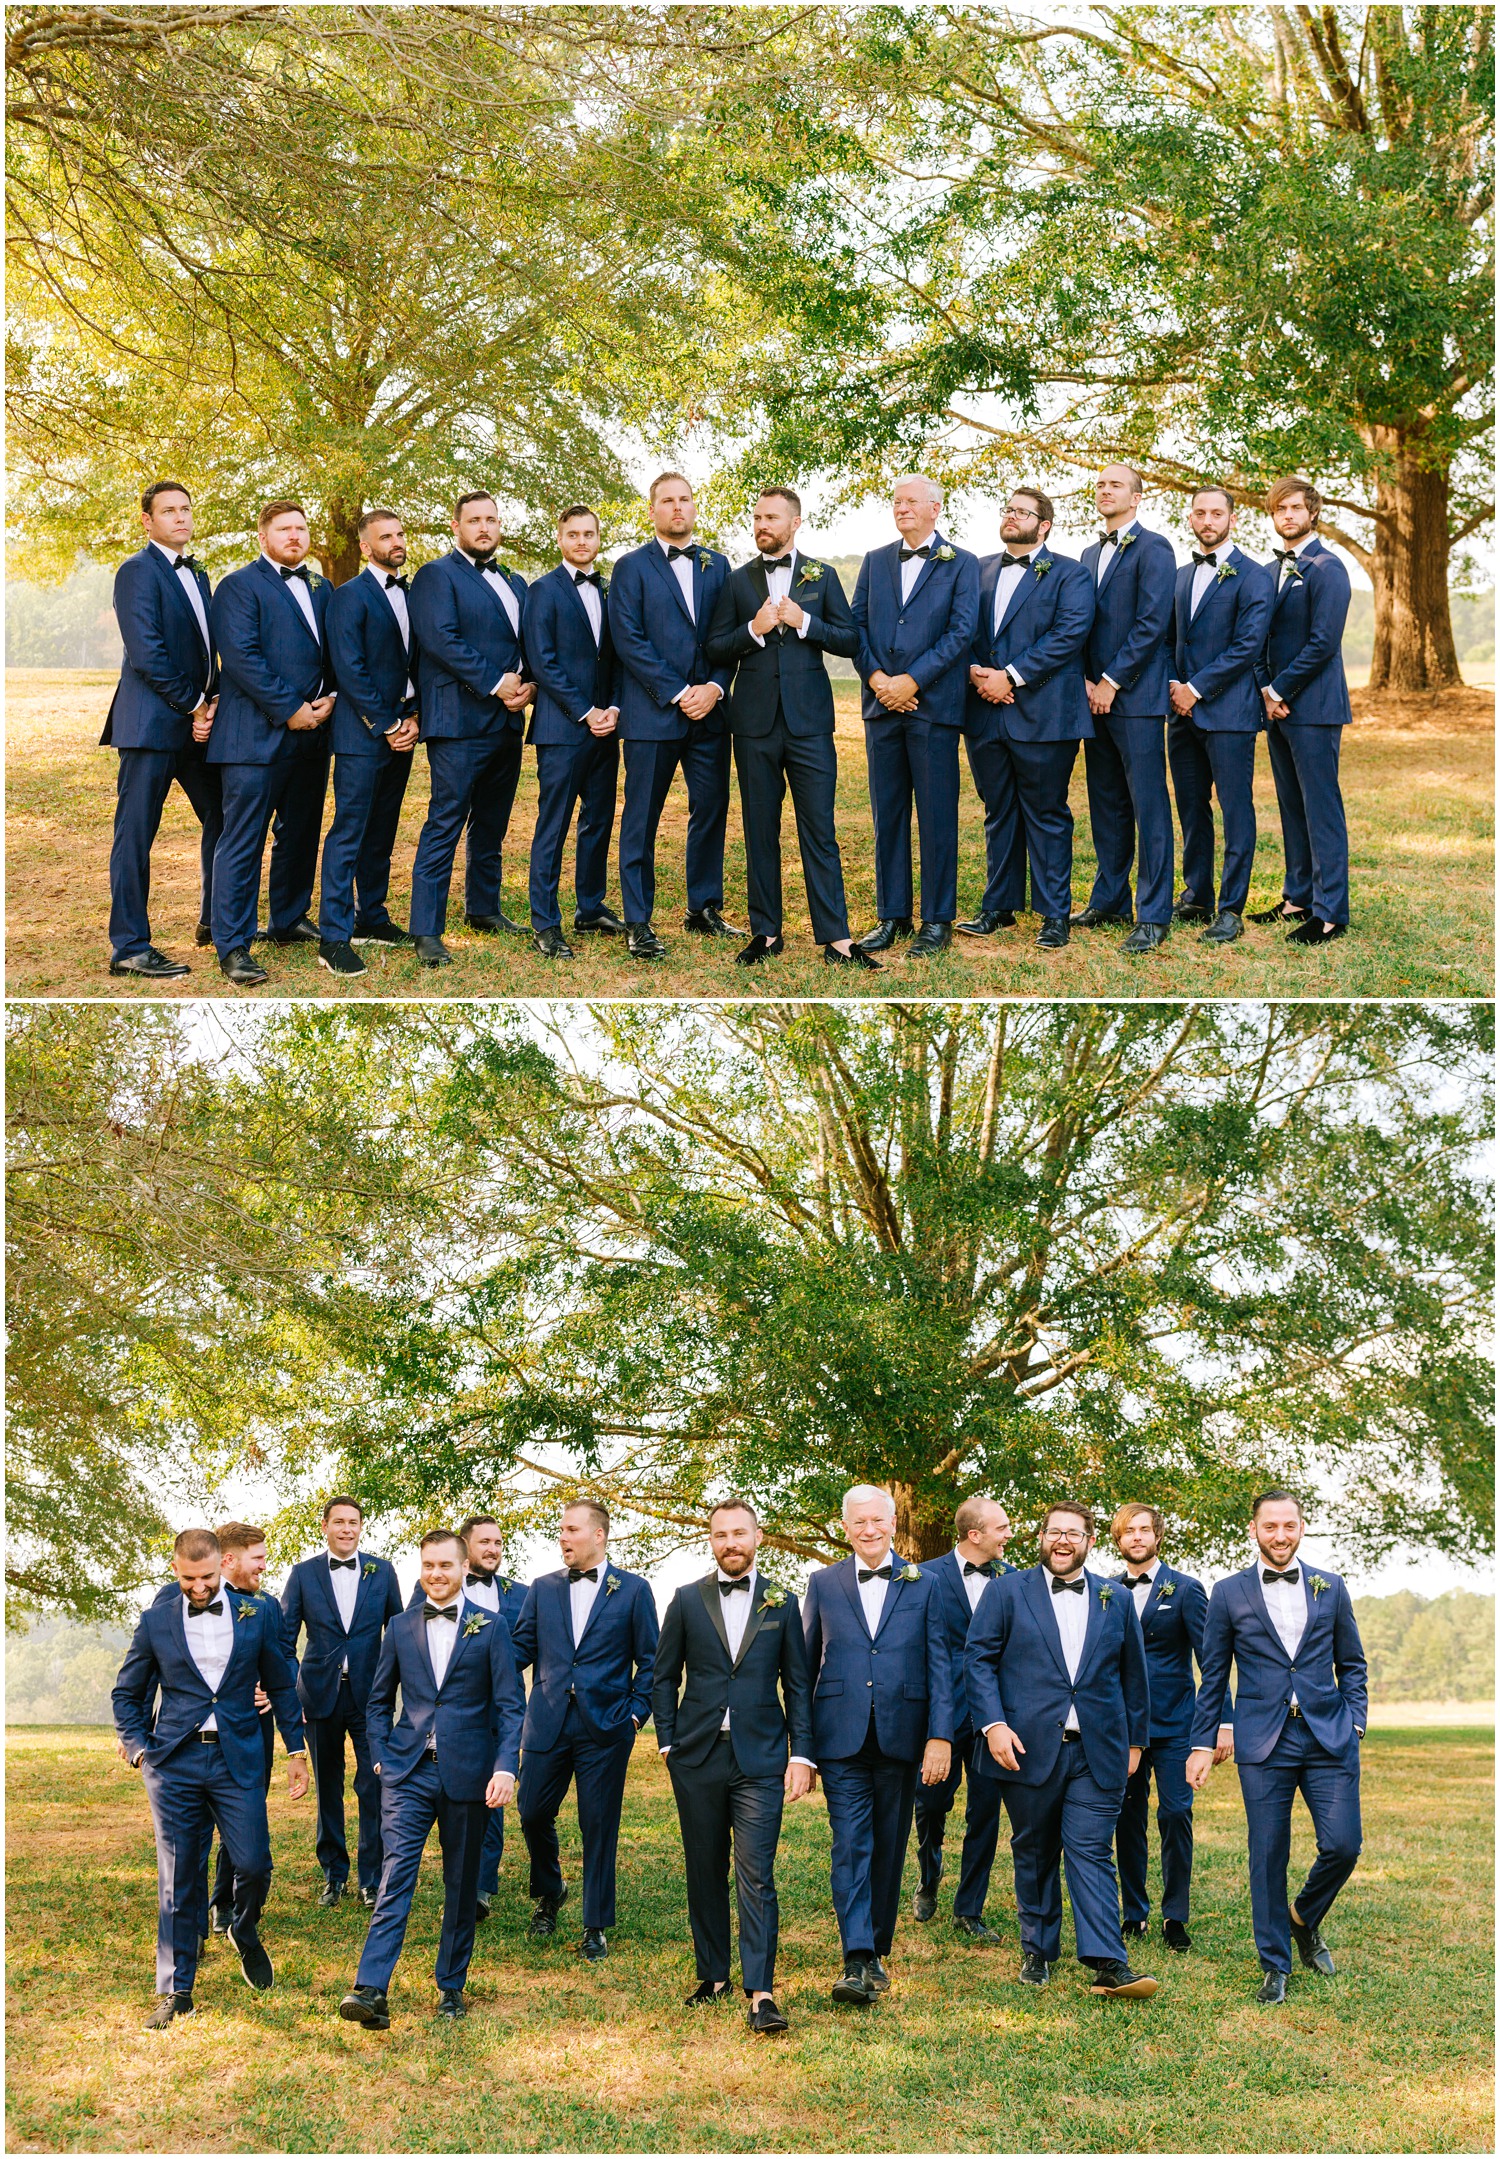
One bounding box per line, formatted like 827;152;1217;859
918;1551;1017;1733
703;554;859;737
965;1565;1150;1796
112;1590;304;1785
104;545;217;751
1079;522;1177;717
327;568;417;757
1190;1562;1367;1765
408;551;529;741
1172;548;1275;732
366;1598;524;1803
652;1574;814;1778
606;541;731;741
1256;537;1354;726
852;537;981;729
964;547;1095;743
280;1550;405;1721
1114;1562;1209;1742
521;563;623;744
801;1554;954;1762
510;1565;659;1750
207;557;333;765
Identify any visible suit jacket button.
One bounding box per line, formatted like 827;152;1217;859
867;1680;873;1687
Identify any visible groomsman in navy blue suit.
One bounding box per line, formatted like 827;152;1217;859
316;508;419;979
966;1499;1158;1998
104;480;222;978
1251;478;1355;945
652;1498;815;2034
340;1529;525;2027
280;1497;404;1910
510;1499;659;1958
1109;1503;1228;1954
406;490;534;967
1075;465;1178;952
1188;1490;1367;2004
960;489;1095;951
801;1484;953;2006
852;476;980;958
704;487;877;971
405;1513;527;1922
206;500;334;986
913;1495;1016;1941
520;504;626;960
1166;488;1276;945
113;1528;309;2027
606;472;740;960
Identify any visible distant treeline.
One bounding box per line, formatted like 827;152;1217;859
6;1589;1492;1726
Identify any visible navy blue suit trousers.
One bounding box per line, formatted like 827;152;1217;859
108;745;221;959
1236;1716;1362;1973
618;732;731;924
529;732;619;929
517;1702;636;1930
356;1756;489;1995
1265;720;1349;925
142;1744;273;1996
1167;717;1258;913
317;750;412;944
409;735;524;936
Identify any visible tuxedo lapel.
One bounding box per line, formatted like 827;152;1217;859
350;1555;377;1627
838;1557;868;1633
1141;1569;1169;1626
645;542;695;626
904;537;948;606
556;1571;578;1652
734;1581;774;1669
697;1574;732;1657
150;547;210;655
311;1556;346;1632
1095;526;1132;591
437;1601;479;1692
559;565;599;642
1077;1573;1107;1677
256;555;322;653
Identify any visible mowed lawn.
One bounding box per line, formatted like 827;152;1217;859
5;1726;1493;2154
4;672;1493;1000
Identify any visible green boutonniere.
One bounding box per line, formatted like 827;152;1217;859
757;1585;787;1614
932;543;956;563
462;1611;490;1637
796;560;825;584
698;549;712;574
362;1561;378;1579
900;1562;922;1583
1157;1580;1175;1598
1032;556;1053;577
1310;1574;1330;1598
605;1572;622;1595
1098;1583;1116;1607
1116;531;1137;553
234;1599;259;1623
1214;562;1238;584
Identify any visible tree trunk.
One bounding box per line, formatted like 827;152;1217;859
888;1480;955;1560
1366;435;1462;691
319;502;365;586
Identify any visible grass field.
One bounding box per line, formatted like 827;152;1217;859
5;673;1493;1000
5;1725;1493;2154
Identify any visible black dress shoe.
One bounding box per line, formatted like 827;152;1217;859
412;934;453;968
317;1875;348;1909
855;917;913;953
1036;916;1071;949
1256;1968;1288;2005
352;920;410;945
1202;909;1244;944
1121;1918;1148;1940
748;1995;789;2035
1018;1950;1050;1986
144;1993;195;2029
574;904;626;935
318;940;368;978
110;945;191;979
228;1921;274;1990
210;1907;231;1935
1071;907;1132;929
831;1959;877;2006
270;916;321;945
1286;917;1347;945
533;925;575;959
195;920;213;947
1172;898;1212;923
912;1885;938;1922
527;1883;569;1937
434;1988;468;2020
906;920;953;958
1248;902;1310;925
957;908;1017;935
579;1927;609;1961
686;1979;733;2005
824;943;881;970
1290;1915;1336;1973
1163;1918;1192;1952
953;1914;1003;1944
1122;921;1170;953
358;1885;377;1909
735;933;784;966
626;922;667;960
683;906;743;938
220;946;268;987
465;910;527;935
1088;1958;1159;1998
473;1897;491;1924
339;1983;391;2028
864;1954;890;1993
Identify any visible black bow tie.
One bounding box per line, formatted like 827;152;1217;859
573;568;602;585
279;564;311;582
666;544;694;561
761;554;793;571
191;1598;224;1615
1127;1573;1153;1588
1262;1567;1300;1583
424;1602;459;1621
383;573;408;590
467;552;498;571
1052;1576;1086;1595
329;1556;357;1570
568;1566;599;1583
171;554;201;572
466;1569;494;1587
1098;529;1121;547
1191;551;1218;567
718;1576;751;1594
858;1564;893;1582
1273;548;1300;563
963;1560;994;1577
898;544;931;562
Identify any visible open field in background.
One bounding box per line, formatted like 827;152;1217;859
5;673;1493;1000
4;1726;1493;2154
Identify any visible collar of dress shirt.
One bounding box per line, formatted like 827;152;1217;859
152;539;191;568
1001;545;1040;565
1129;1557;1161;1582
460;549;499;571
857;1543;893;1572
658;534;695;557
716;1566;757;1591
363;561;398;585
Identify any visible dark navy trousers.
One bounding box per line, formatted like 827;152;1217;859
1167;717;1258;913
141;1743;273;1996
529;732;619;930
211;732;330;956
964;732;1079;922
307;1677;384;1894
355;1757;489;1995
517;1704;636;1930
108;745;221;959
317;750;412;944
1115;1739;1194;1926
819;1714;920;1960
864;713;960;924
409;733;524;936
733;718;850;944
200;1710;275;1931
1082;710;1174;924
1002;1737;1129;1967
1235;1716;1362;1974
1265;720;1349;925
618;731;731;924
913;1721;1006;1919
667;1734;785;1993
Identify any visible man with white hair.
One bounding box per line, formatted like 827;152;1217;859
801;1484;953;2005
851;477;980;960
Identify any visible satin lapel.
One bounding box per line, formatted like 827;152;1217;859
1021;1567;1073;1685
749;557;771;608
697;1574;732;1657
645;542;695;626
256;555;322;654
149;546;210;655
734;1580;773;1670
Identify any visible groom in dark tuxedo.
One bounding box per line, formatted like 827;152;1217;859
652;1497;815;2034
1187;1490;1367;2003
104;480;222;977
704;488;876;971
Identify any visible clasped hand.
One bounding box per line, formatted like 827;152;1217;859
969;664;1014;705
751;595;807;637
287;694;335;732
191;696;218;743
583;705;620;736
869;670;919;713
678;683;722;722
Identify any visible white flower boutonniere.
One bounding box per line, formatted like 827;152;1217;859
605;1572;622;1596
362;1561;378;1580
1214;562;1238;584
757;1585;787;1615
1310;1574;1330;1599
796;560;825;585
1098;1583;1116;1607
462;1611;490;1637
1116;531;1138;553
933;543;956;564
697;549;713;574
900;1562;922;1583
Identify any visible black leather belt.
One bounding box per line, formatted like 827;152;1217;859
197;1730;219;1743
1288;1704;1304;1719
1060;1728;1081;1743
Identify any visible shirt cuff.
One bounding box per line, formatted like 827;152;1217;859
658;1745;671;1755
1006;664;1025;687
670;685;690;705
1101;673;1120;691
1184;682;1200;700
748;625;765;648
490;678;507;698
795;613;810;640
981;1720;1003;1735
1266;681;1283;701
789;1755;816;1767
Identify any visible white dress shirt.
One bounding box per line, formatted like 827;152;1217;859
329;1550;360;1673
659;534;696;622
1189;548;1228;618
460;549;521;634
425;1600;460;1688
992;547;1041;685
748;551;812;647
1260;1565;1308;1704
1266;536;1316;701
462;1570;501;1614
151;539;212;687
1095;520;1136;588
569;1563;604;1644
570;568;604;644
364;560;415;702
954;1549;992;1615
900;537;941;602
1048;1569;1090;1730
713;1563;758;1731
856;1548;895;1636
1125;1555;1160;1621
264;552;321;642
183;1591;235;1732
